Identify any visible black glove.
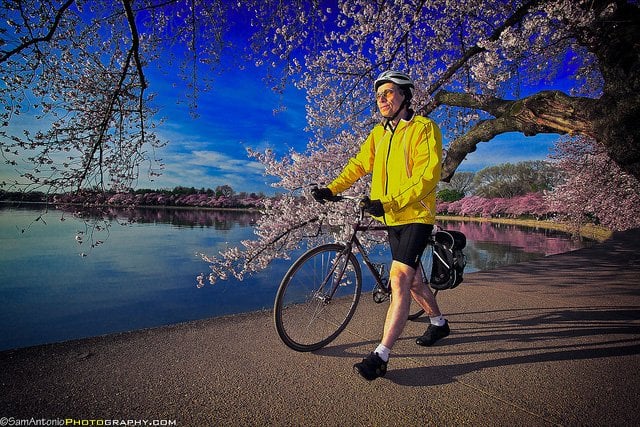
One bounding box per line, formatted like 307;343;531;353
311;187;334;203
360;196;385;217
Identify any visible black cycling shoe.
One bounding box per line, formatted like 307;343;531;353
416;320;450;346
353;352;387;381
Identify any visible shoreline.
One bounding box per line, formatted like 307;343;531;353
2;200;612;240
1;228;638;425
436;214;612;242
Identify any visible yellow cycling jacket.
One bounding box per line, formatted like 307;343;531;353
327;114;442;226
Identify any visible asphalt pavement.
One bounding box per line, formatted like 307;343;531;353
1;229;639;426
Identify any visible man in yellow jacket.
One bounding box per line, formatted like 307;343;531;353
312;70;449;381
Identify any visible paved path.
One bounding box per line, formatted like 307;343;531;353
2;229;640;426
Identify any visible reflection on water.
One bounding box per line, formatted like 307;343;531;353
55;205;261;230
439;220;593;273
0;205;592;351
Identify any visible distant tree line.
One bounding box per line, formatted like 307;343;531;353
0;160;577;219
2;159;638;230
436;160;560;201
0;185;266;210
434;161;561;220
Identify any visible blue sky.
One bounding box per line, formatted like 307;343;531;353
1;64;559;195
138;68;559;193
457;132;559;173
138;64;311;194
1;6;563;195
137;48;561;193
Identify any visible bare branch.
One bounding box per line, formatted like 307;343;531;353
122;0;148;90
0;0;75;64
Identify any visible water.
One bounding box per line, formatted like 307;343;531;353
0;205;592;351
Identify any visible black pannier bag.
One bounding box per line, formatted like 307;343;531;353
429;229;467;290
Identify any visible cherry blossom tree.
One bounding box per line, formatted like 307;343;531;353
548;136;640;231
205;0;639;282
261;0;639;180
2;1;639;282
1;0;238;193
3;1;638;191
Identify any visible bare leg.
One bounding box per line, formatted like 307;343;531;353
409;264;442;317
354;260;446;380
412;262;450;346
380;260;416;349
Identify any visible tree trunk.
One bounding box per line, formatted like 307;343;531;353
437;0;640;182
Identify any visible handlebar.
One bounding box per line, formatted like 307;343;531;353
314;193;367;205
309;186;377;222
325;194;362;203
316;193;372;221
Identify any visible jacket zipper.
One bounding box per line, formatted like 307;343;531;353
383;126;397;224
384;127;396;196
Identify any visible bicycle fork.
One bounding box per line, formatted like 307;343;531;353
315;245;353;304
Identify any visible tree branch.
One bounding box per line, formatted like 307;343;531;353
122;0;147;90
76;47;139;191
419;0;545;113
0;0;75;64
433;91;513;116
245;215;321;264
432;0;640;181
439;90;599;181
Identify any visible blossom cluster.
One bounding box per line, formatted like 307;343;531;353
547;136;640;231
437;193;551;219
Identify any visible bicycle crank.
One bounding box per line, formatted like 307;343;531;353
372;288;389;303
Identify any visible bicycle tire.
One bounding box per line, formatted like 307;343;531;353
274;243;362;352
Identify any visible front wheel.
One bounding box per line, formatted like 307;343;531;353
274;244;362;352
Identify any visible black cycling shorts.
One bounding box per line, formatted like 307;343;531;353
387;223;434;269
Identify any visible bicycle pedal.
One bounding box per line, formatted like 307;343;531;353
372;291;388;303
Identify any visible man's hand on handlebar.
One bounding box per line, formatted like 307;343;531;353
311;187;335;204
310;188;383;216
360;196;385;217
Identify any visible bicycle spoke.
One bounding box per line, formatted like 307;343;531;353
274;244;361;351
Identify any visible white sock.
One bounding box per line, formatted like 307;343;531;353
374;344;391;362
430;315;446;327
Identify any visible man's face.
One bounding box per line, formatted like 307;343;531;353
376;82;404;117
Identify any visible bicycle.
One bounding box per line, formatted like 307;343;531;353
273;195;445;352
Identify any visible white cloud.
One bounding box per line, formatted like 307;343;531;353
190;150;263;172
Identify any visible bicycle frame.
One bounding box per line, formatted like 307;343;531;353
325;197;436;301
320;195;389;293
348;222;389;289
273;194;431;352
344;219;438;299
314;215;387;304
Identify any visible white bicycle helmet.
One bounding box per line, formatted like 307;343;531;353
374;70;414;99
